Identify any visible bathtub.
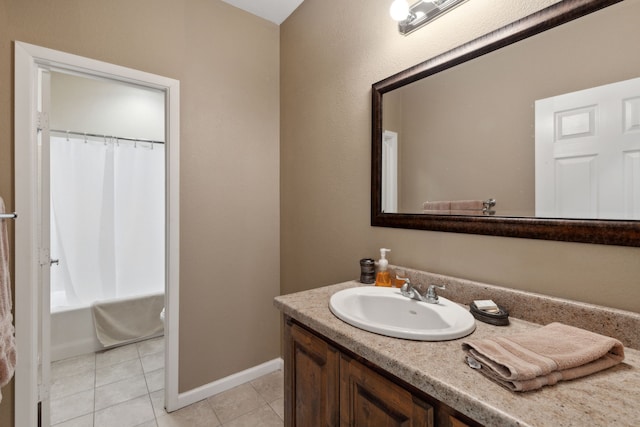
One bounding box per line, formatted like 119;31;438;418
51;303;103;362
51;292;165;362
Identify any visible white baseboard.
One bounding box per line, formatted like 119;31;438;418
173;357;284;412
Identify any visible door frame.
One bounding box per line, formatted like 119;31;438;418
14;41;181;426
382;130;398;213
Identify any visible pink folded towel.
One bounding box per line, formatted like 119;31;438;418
423;209;451;214
423;200;487;211
0;198;17;402
423;210;486;215
450;200;484;210
449;209;485;215
462;322;625;392
423;201;450;210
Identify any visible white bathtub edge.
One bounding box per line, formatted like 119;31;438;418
172;357;284;412
51;335;103;362
51;305;102;361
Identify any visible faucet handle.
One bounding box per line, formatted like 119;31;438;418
399;280;411;295
426;284;446;303
396;275;410;286
398;276;416;299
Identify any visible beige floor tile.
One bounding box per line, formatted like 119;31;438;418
137;336;165;357
149;389;167;418
52;412;94;427
250;370;283;402
50;388;94;425
156;399;220;427
268;397;284;421
208;383;266;424
96;343;140;369
50;369;95;400
96;358;144;388
141;351;164;373
50;339;286;427
222;404;284;427
145;368;164;393
51;353;96;380
94;395;155;427
95;374;149;411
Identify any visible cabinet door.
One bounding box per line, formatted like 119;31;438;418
449;416;472;427
284;319;340;426
340;354;434;427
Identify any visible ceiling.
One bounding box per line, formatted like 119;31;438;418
221;0;305;25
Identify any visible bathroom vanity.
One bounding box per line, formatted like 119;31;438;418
274;269;640;427
284;316;478;426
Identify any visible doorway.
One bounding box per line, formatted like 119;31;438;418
14;42;181;426
49;71;166;362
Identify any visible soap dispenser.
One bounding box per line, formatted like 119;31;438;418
375;248;392;287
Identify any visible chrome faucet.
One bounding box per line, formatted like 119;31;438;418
424;284;446;304
398;276;445;304
398;277;422;301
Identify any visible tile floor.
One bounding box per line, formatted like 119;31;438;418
50;337;284;427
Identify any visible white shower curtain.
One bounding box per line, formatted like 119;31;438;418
50;136;165;309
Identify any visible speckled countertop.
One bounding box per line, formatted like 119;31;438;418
274;279;640;427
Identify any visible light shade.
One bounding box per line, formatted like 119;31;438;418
389;0;410;21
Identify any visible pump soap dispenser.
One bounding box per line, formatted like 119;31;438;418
375;248;392;287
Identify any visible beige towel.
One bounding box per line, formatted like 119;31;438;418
423;200;486;212
450;200;484;210
92;293;164;347
423;209;485;215
423;201;450;210
449;209;485;215
423;209;451;214
0;198;17;402
462;322;625;392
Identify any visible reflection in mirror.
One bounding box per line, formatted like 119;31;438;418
535;78;640;219
372;0;640;246
381;0;639;219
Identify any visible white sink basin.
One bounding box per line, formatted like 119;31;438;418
329;286;476;341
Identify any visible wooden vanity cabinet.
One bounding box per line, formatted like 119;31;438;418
284;317;340;426
340;353;434;426
284;316;482;427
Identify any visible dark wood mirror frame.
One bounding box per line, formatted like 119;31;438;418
371;0;640;247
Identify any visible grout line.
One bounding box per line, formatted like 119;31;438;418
52;339;283;427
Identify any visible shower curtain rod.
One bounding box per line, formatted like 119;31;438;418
0;212;17;219
50;129;165;145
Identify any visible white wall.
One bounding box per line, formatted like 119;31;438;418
51;71;165;141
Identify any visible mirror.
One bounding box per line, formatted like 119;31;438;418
372;0;640;246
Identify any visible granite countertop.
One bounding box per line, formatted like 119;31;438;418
274;281;640;427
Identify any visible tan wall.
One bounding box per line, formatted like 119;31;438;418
0;0;280;423
281;0;640;321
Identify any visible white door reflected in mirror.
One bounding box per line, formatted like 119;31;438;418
535;77;640;220
382;130;398;213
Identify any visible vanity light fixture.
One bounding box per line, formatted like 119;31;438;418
390;0;468;35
